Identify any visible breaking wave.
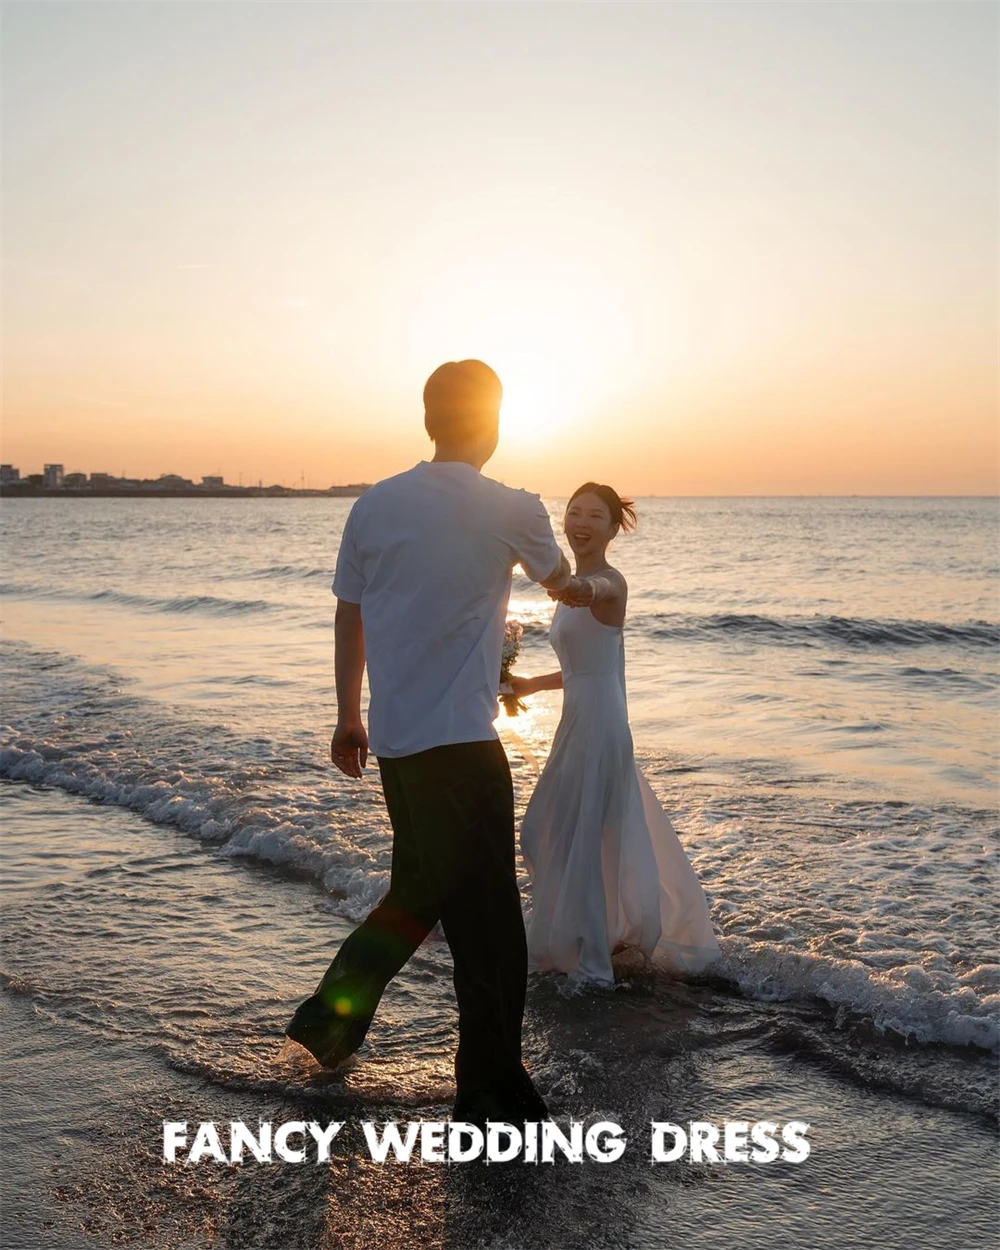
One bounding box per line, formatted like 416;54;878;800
0;582;278;619
642;611;999;651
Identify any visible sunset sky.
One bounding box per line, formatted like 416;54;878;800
3;2;997;495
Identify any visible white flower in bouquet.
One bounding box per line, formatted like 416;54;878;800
499;620;526;715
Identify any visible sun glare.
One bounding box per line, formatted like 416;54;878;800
494;348;589;444
406;251;636;451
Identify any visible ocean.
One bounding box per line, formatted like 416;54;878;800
1;493;996;1249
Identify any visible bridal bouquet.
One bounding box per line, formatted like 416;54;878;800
499;620;527;716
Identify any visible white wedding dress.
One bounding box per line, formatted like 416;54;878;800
520;601;721;985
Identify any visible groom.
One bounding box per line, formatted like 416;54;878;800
285;360;586;1125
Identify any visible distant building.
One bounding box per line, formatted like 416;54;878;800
0;464;19;483
26;474;44;487
326;483;372;496
63;472;88;488
90;473;118;489
149;474;194;490
202;475;224;488
43;463;65;488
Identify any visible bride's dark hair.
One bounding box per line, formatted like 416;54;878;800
568;482;637;533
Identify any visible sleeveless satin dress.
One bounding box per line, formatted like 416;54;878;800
520;602;721;985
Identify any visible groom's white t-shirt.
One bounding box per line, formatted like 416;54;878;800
333;460;564;759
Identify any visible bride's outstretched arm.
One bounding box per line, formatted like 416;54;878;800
509;671;563;696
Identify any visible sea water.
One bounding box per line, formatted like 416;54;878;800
1;495;996;1246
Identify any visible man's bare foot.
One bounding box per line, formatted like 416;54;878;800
278;1036;358;1071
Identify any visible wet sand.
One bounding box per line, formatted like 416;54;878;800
2;785;996;1250
4;978;998;1250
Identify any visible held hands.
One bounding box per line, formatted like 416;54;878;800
330;720;368;779
506;673;536;699
548;575;595;608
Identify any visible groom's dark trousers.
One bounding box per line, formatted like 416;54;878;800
290;739;543;1118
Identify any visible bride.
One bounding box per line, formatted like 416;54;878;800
508;482;721;986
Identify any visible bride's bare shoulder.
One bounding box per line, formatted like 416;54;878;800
604;565;629;597
590;566;628;627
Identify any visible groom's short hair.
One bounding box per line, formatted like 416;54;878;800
423;360;502;442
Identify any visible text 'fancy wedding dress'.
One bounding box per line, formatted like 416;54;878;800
520;601;721;986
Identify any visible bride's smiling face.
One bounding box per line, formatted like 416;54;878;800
564;492;617;558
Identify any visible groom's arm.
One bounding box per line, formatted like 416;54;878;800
509;492;586;595
543;559;595;600
544;559;597;601
331;599;369;778
330;504;370;778
539;551;573;592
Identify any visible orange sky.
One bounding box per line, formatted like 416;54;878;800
3;3;997;494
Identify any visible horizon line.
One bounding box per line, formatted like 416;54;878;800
3;490;996;501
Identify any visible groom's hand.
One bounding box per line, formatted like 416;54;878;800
331;721;369;778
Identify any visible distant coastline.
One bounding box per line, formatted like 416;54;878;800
0;484;370;499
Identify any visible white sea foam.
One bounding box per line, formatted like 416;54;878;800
714;937;999;1052
0;739;390;922
2;737;996;1054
